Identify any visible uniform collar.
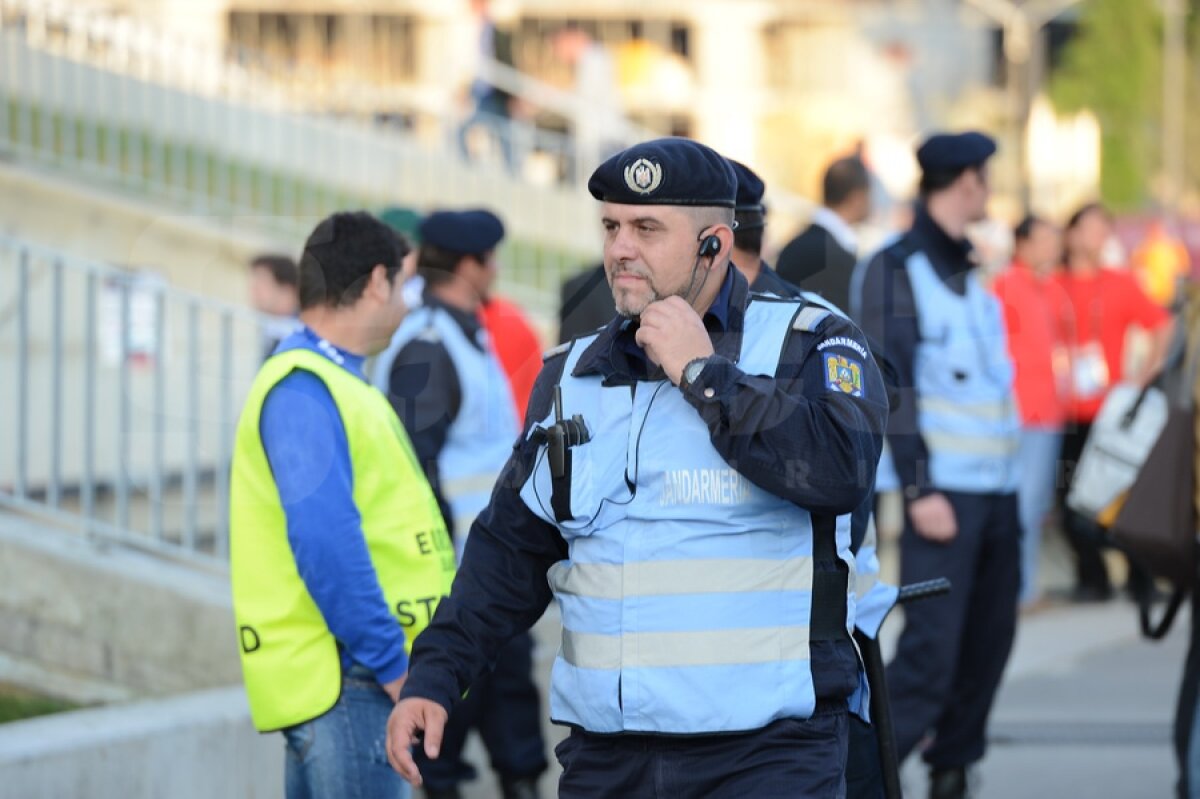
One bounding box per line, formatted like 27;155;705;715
423;293;485;350
750;261;797;297
910;204;977;278
573;266;747;381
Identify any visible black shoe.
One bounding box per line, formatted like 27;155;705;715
422;789;462;799
501;776;541;799
929;767;968;799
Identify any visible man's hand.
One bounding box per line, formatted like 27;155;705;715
386;697;448;786
634;296;714;385
381;674;406;703
908;493;957;543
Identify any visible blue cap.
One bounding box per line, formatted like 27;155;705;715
916;131;997;173
588;137;737;208
728;159;765;213
418;209;505;254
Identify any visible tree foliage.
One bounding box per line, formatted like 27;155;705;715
1050;0;1163;210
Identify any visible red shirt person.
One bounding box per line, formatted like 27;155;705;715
478;295;542;418
992;218;1070;429
992;215;1068;606
1054;203;1172;602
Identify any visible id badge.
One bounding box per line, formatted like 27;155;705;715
1070;341;1110;401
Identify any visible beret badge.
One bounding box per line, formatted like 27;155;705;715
623;158;663;195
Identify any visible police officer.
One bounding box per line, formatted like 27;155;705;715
725;159;800;297
229;212;456;799
385;137;888;798
853;132;1020;799
373;209;547;799
728;156;901;799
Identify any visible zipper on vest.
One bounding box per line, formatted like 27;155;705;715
624;383;637;493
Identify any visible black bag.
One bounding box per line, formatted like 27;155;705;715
1109;315;1200;639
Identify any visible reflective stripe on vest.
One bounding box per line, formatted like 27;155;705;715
230;348;456;732
520;298;858;734
907;251;1019;493
851;521;898;642
375;306;518;539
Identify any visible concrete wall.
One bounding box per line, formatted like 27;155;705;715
0;161;280;310
0;513;240;701
0;686;282;799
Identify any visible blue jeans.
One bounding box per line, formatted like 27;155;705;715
1017;426;1061;605
283;666;410;799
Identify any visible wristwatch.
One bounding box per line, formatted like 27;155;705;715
681;357;710;389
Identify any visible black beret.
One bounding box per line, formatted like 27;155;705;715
418;209;505;254
916;131;997;173
728;159;765;213
588;137;737;208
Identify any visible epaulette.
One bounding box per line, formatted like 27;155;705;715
542;341;571;361
793;305;833;333
415;327;441;344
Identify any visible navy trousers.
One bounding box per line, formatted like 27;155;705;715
415;632;547;789
885;490;1020;768
554;707;849;799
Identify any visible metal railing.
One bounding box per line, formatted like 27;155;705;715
0;11;599;306
1;0;813;218
0;0;634;187
0;235;266;568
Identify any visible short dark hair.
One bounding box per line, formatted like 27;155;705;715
1013;214;1043;242
733;222;764;256
297;212;410;310
1066;202;1110;231
417;244;480;288
823;157;870;208
918;165;972;198
250;254;298;287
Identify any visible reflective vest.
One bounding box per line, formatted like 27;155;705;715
375;306;518;542
907;251;1019;493
851;520;899;641
230;348;456;732
519;298;858;734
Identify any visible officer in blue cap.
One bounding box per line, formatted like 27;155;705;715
388;137;888;797
372;209;547;799
725;158;801;297
728;155;906;799
852;131;1018;799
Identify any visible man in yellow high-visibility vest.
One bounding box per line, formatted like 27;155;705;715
230;211;456;799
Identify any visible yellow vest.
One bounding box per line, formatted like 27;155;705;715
230;347;456;732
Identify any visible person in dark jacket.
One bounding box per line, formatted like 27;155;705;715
557;262;615;343
853;131;1020;799
725;158;800;297
776;156;871;312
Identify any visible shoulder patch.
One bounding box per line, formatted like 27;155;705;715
793;305;832;332
823;353;866;398
815;335;869;360
542;341;571;361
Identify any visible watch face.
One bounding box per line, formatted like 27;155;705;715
685;359;706;384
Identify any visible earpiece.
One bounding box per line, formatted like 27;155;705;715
698;234;721;259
